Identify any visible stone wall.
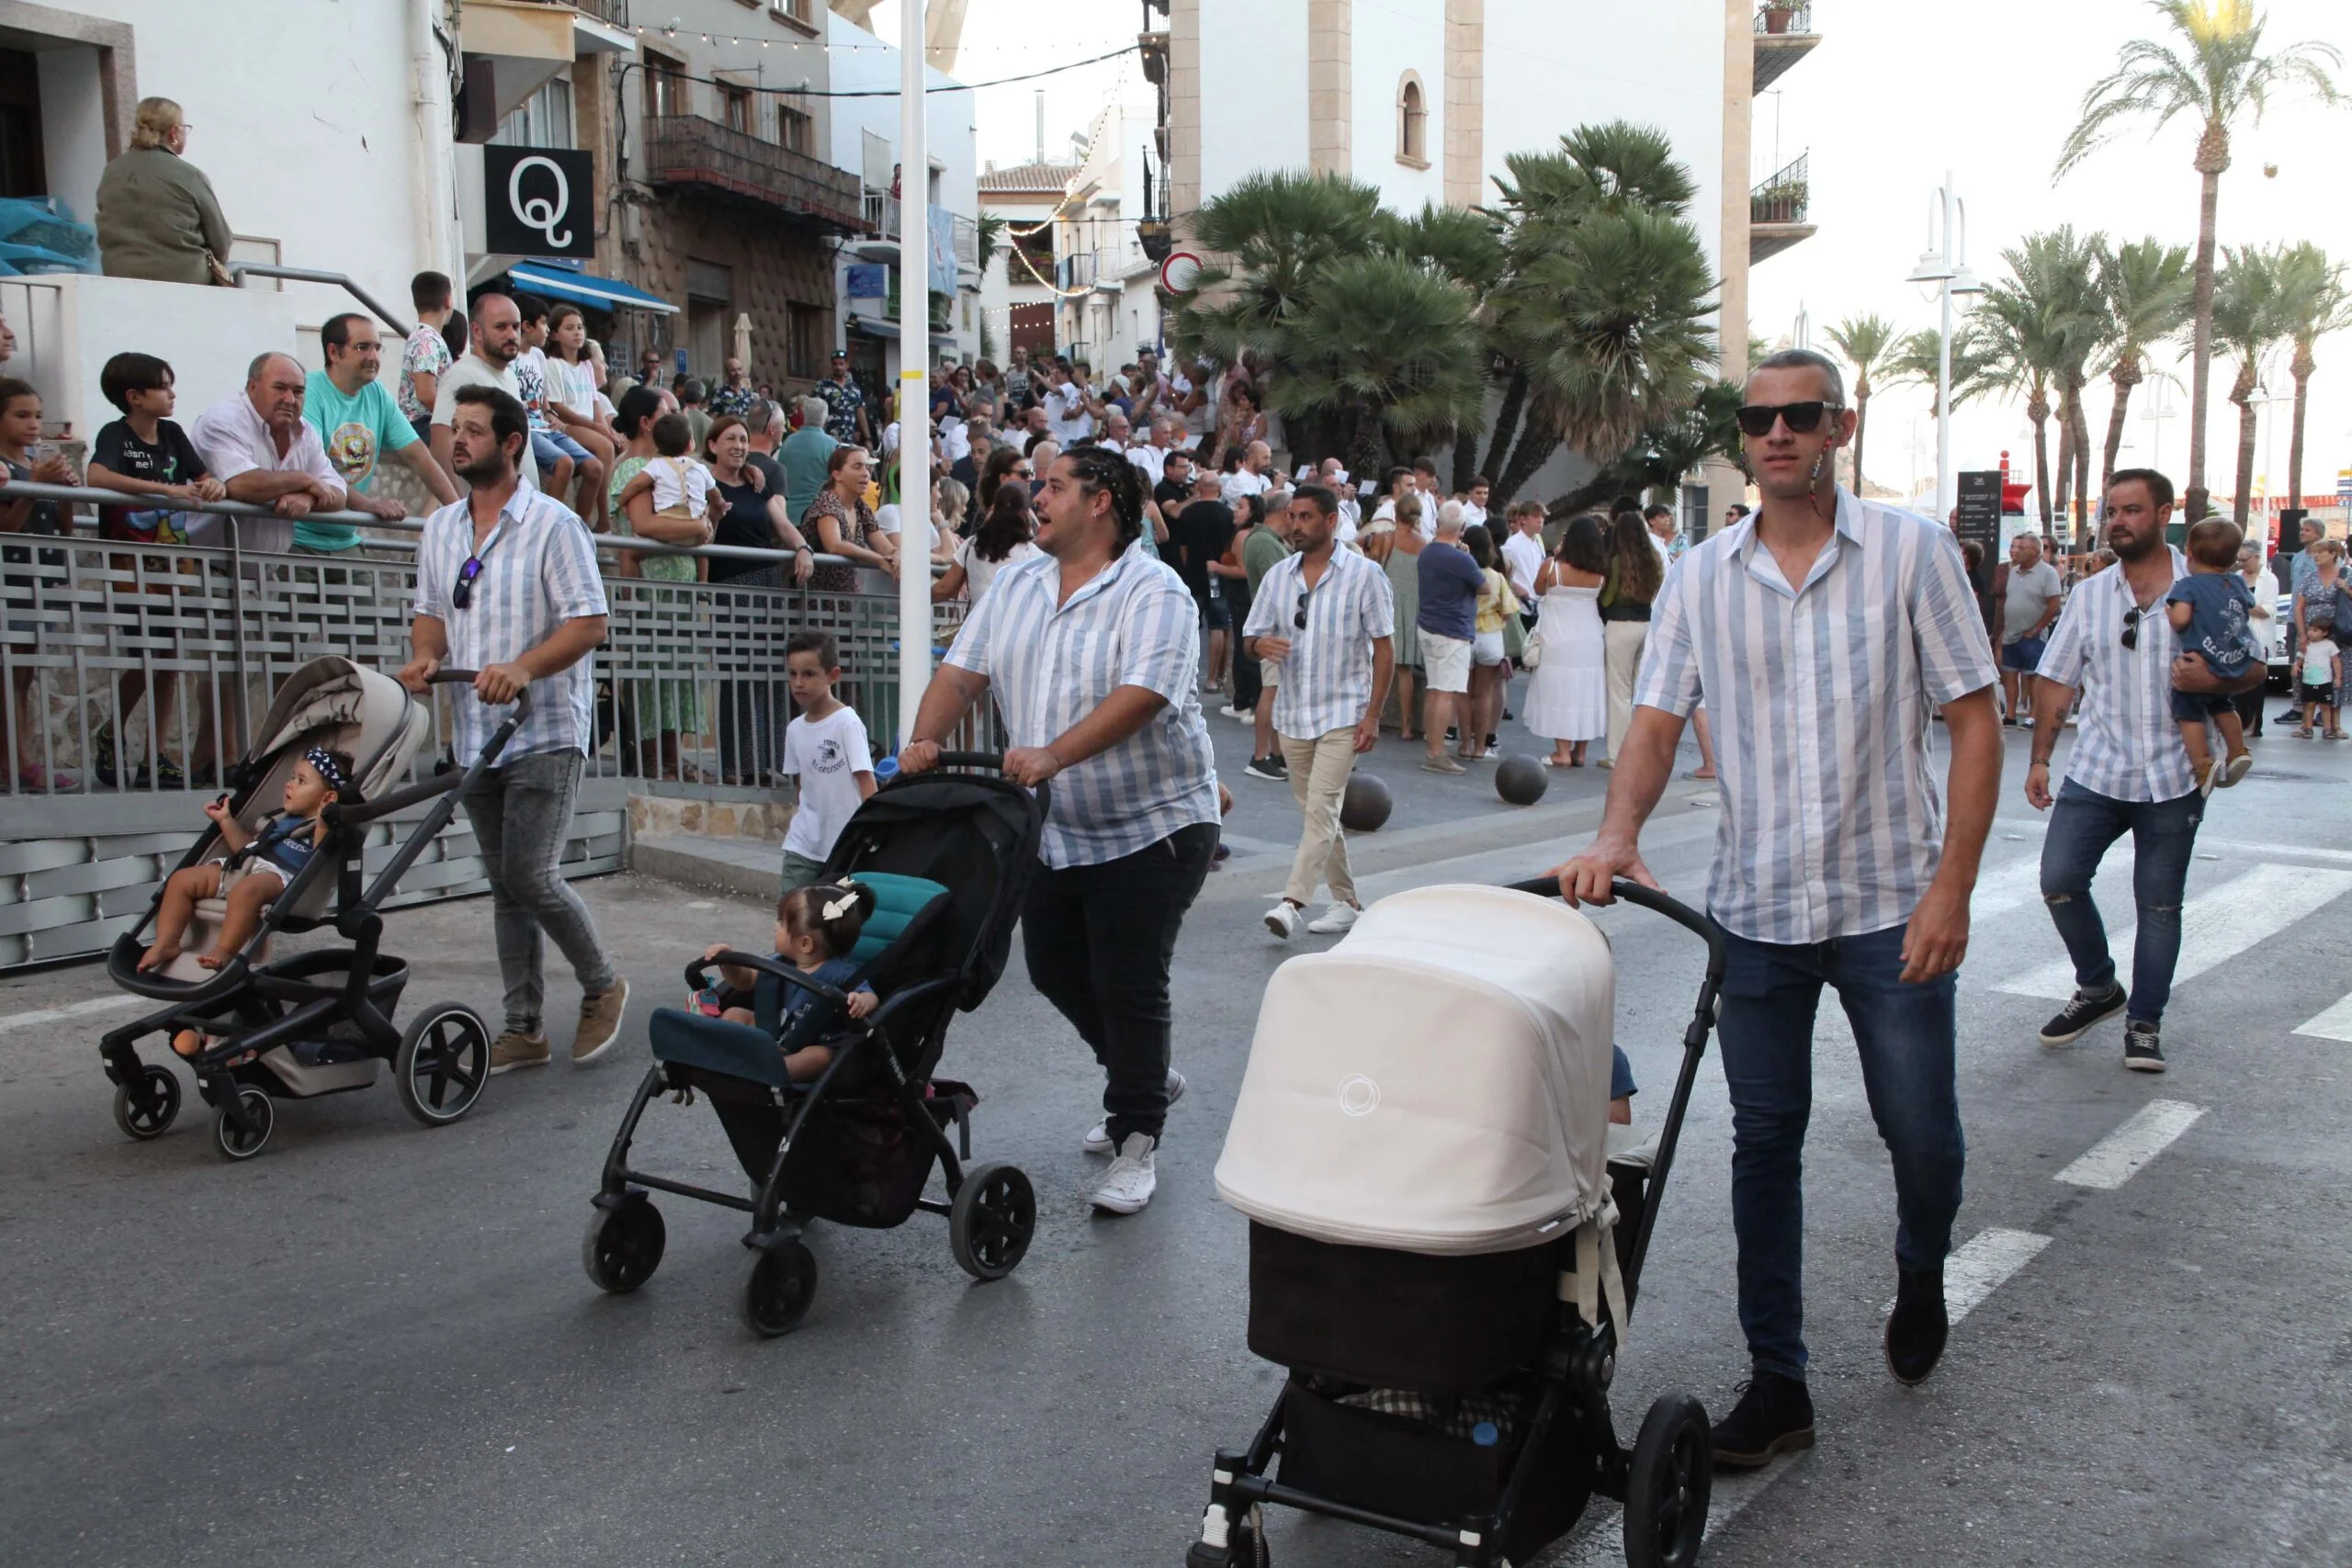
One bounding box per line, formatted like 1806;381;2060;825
612;192;839;393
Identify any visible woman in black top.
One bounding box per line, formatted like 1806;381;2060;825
1598;509;1664;767
705;415;816;785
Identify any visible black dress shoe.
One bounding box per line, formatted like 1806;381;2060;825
1710;1370;1815;1469
1885;1266;1950;1385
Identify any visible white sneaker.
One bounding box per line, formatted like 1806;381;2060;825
1084;1068;1185;1154
1306;903;1362;935
1264;901;1302;939
1220;705;1250;720
1091;1133;1159;1214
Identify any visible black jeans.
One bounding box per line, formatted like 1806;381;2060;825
1230;585;1262;714
1022;822;1218;1144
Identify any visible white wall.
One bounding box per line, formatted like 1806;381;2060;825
58;1;435;336
35;46;107;225
1196;0;1308;199
1352;0;1446;213
22;272;304;443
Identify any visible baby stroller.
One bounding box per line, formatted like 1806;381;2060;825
98;658;526;1160
1188;877;1727;1568
583;751;1044;1337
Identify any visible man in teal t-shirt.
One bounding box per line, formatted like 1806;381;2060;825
300;312;458;550
779;394;839;531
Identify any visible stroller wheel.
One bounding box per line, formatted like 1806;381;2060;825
211;1087;275;1161
113;1065;182;1141
743;1238;818;1337
1623;1392;1712;1568
1185;1508;1269;1568
949;1163;1036;1281
582;1197;666;1294
396;1001;492;1126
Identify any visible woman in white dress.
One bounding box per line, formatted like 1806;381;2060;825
1526;513;1610;767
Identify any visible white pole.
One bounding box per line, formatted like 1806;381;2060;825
1934;174;1953;522
897;0;933;747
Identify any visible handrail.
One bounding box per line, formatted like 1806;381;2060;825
0;479;952;570
230;265;413;339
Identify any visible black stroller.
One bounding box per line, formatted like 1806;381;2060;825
582;752;1044;1337
98;658;526;1160
1187;877;1728;1568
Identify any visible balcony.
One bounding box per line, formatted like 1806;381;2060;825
1750;152;1815;264
1753;2;1820;93
854;192;980;276
643;115;865;233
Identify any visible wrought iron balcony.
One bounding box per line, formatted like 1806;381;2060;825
1750;152;1815;264
1753;2;1820;93
643;114;864;233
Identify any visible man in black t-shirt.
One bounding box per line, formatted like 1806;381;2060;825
1152;449;1195;515
1172;469;1238;700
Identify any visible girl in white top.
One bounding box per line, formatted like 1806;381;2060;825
613;412;721;532
933;479;1042;607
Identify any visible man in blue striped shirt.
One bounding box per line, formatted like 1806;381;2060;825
903;447;1221;1215
1243;484;1394;939
1555;349;2003;1465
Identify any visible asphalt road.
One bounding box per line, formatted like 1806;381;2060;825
6;699;2350;1568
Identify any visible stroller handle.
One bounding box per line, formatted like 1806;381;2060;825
1505;874;1725;984
928;750;1005;771
426;667;533;724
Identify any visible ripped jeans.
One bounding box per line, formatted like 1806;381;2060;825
2039;779;2203;1025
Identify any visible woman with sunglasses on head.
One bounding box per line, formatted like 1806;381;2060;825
1553;348;2004;1467
801;444;898;593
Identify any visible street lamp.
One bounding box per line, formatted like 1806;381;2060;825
1905;171;1982;521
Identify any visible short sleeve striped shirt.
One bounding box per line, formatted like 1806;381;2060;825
1242;547;1395;739
2032;547;2194;804
413;486;608;766
1633;490;1998;944
943;539;1221;868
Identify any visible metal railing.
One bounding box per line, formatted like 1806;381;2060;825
863;190;900;241
230;265;413;339
643;115;865;232
1755;2;1814;33
1750;153;1810;225
0;484;973;965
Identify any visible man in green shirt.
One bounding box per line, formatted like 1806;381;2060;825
780;394;839;531
301;312;458;551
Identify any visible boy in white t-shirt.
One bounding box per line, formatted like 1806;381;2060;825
779;630;877;889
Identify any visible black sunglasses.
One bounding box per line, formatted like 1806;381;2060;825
2120;605;2142;650
1295;587;1314;629
450;554;487;611
1736;400;1841;438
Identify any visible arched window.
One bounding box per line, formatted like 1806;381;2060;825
1396;73;1428;167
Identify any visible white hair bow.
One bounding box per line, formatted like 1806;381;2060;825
820;879;861;923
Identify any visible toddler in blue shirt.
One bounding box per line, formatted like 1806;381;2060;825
700;879;879;1082
2165;519;2256;795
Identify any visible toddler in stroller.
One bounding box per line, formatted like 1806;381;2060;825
140;747;353;978
695;880;880;1077
1189;878;1728;1568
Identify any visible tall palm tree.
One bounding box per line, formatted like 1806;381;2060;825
1823;313;1898;496
1281;253;1487;478
2055;0;2341;521
1168;170;1388;372
2094;238;2195;492
1979;231;2107;537
2009;228;2109;532
2274;242;2352;513
1888;324;1997;421
2208;245;2292;526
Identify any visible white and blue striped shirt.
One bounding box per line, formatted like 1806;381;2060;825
1634;489;1997;944
1243;547;1395;740
413;485;607;767
2034;547;2194;804
944;538;1221;868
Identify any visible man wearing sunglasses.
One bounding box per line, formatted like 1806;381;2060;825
397;385;629;1076
1553;348;2003;1464
1243;485;1395;940
2023;468;2261;1074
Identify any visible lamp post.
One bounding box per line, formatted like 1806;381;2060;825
897;0;931;746
1905;171;1983;521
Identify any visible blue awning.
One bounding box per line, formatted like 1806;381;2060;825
507;262;678;316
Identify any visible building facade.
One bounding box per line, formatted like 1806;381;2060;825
1054;102;1165;378
977;159;1077;368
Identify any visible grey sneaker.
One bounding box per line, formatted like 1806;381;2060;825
1091;1133;1159;1214
489;1029;551;1075
571;976;632;1062
1084;1069;1185;1154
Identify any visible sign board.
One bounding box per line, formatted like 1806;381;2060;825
481;145;595;259
844;264;888;299
1956;470;2002;599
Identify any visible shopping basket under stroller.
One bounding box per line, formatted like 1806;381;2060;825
583;751;1044;1337
97;659;526;1160
1187;876;1727;1568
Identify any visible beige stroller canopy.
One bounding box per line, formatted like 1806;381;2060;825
1216;885;1618;1257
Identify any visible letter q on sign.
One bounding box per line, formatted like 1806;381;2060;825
508;155;572;250
482;146;594;259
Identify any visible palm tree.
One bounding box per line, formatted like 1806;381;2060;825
1823;313;1898;496
1888;324;1997;421
1978;231;2108;537
1168;170;1388;374
2274;242;2352;513
1280;253;1487;478
2094;238;2195;492
2208;245;2292;526
2055;0;2342;521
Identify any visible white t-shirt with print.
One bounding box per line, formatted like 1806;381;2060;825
781;705;875;863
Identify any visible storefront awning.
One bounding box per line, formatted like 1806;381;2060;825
507;263;678;316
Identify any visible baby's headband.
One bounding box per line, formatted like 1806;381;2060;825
304;748;348;793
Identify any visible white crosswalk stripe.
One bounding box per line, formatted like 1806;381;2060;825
1880;1227;2053;1320
2054;1100;2207;1189
2292;994;2352;1042
1993;864;2352;1002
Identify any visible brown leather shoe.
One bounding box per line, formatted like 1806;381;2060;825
571;976;631;1062
489;1030;550;1075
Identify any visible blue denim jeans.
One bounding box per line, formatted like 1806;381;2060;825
2038;779;2203;1024
1715;920;1964;1382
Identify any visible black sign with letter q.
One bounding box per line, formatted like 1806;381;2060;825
483;145;595;259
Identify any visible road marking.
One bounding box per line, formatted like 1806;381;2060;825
1881;1227;2052;1322
2292;993;2352;1041
0;994;142;1033
2054;1100;2206;1190
1549;1460;1787;1566
1995;864;2352;1001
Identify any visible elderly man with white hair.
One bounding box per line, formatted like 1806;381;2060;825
188;351;346;553
1414;501;1486;774
779;393;839;531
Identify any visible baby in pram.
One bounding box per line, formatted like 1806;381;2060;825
138;747;353;984
695;879;880;1082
